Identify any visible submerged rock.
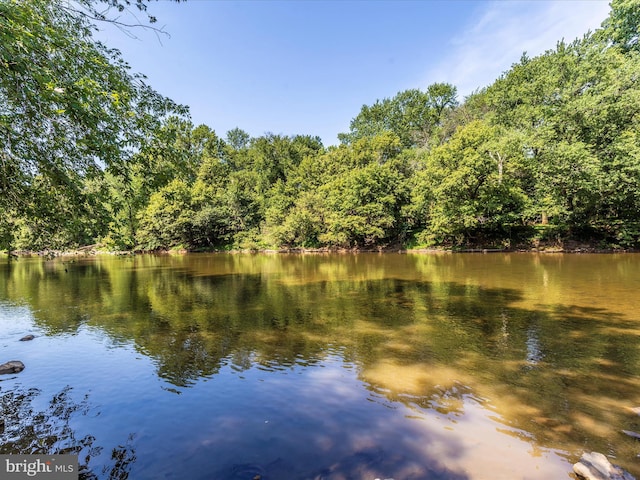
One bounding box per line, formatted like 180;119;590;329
0;360;25;375
573;452;635;480
622;430;640;440
627;406;640;416
19;334;35;341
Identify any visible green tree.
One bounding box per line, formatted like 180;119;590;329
319;161;409;247
246;134;323;193
225;128;251;151
339;84;458;149
601;0;640;52
480;10;640;245
413;121;528;246
0;0;185;250
136;179;193;250
189;155;234;247
102;118;217;249
269;190;325;247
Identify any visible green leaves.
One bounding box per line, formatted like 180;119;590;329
319;160;408;247
3;0;639;252
339;84;458;149
411;121;528;246
602;0;640;51
0;0;186;249
136;179;193;250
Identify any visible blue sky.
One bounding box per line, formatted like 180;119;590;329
95;1;611;146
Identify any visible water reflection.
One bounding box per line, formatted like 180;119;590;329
1;253;640;478
0;386;135;479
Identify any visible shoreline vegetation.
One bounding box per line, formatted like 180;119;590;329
3;238;638;260
3;1;640;258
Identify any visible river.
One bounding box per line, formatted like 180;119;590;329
1;253;639;479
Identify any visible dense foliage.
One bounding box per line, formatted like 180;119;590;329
1;0;639;251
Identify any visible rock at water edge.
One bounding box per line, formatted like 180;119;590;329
573;451;635;480
0;360;25;375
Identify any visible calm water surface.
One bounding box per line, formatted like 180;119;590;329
1;253;640;479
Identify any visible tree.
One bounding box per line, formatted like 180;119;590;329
11;170;111;250
413;121;528;246
246;133;323;193
136;179;193;250
4;0;638;252
101;119;219;249
426;82;459;121
189;155;234;247
319;160;409;247
268;190;325;247
484;17;640;244
60;0;182;36
0;0;185;249
226;128;251;151
311;134;409;247
601;0;639;52
338;84;458;149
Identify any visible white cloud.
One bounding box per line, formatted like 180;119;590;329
426;0;611;98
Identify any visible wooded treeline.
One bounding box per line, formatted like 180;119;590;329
1;0;639;251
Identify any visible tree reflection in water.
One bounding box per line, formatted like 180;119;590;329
0;386;135;479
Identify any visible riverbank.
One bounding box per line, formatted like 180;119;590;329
3;239;637;259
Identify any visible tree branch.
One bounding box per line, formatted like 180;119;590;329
59;2;170;41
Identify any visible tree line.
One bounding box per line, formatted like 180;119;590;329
1;0;639;251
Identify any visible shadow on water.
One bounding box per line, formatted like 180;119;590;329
0;386;135;479
1;254;640;478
